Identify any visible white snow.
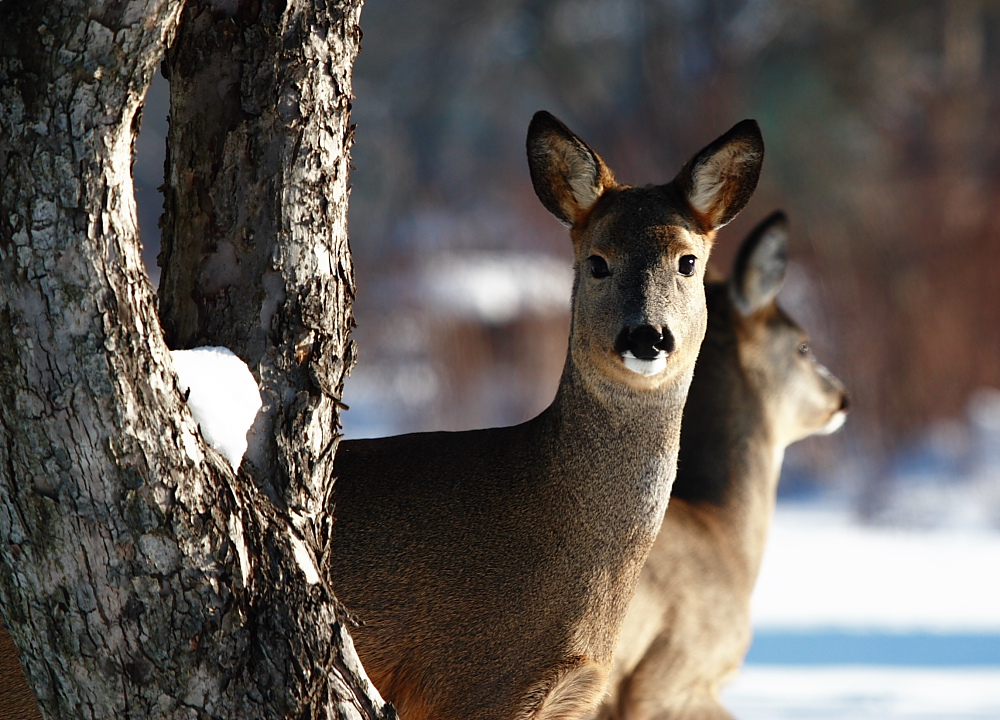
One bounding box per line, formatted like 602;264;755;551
750;505;1000;631
724;666;1000;720
170;347;262;471
874;387;1000;530
721;504;1000;719
419;252;572;323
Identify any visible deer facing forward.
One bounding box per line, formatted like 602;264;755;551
598;212;849;720
328;112;764;720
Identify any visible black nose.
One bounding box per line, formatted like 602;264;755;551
839;393;851;412
615;324;675;359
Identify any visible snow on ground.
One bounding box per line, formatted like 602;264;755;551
724;666;1000;720
722;503;1000;719
750;504;1000;631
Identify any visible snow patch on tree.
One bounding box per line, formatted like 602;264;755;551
171;347;262;470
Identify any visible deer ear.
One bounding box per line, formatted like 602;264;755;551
527;111;616;227
731;210;789;316
676;119;764;230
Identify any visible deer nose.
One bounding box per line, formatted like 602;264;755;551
839;393;851;413
615;324;675;360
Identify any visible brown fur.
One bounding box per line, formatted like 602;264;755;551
328;113;763;720
596;213;849;720
0;621;41;720
518;659;607;720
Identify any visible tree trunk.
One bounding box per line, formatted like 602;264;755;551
158;0;360;508
0;1;390;718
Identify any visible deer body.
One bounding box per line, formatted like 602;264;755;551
333;368;684;720
598;213;849;720
329;113;764;720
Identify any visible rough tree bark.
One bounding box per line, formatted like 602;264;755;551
158;0;360;508
0;1;390;718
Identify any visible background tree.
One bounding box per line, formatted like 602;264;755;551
0;0;392;718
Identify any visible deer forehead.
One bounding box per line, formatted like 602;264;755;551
575;187;708;253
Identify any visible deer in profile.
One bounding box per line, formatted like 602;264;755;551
328;112;763;720
596;211;849;720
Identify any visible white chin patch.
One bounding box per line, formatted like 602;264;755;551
819;410;848;435
622;351;668;377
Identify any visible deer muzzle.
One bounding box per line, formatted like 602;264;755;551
615;324;675;377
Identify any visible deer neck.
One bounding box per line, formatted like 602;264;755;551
671;363;783;581
720;425;783;579
544;358;693;538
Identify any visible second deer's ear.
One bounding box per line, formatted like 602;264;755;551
527;111;616;227
676;119;764;230
731;210;789;316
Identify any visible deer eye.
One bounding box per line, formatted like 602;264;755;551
588;255;610;279
678;255;697;277
798;342;811;356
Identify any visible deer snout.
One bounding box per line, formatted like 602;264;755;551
615;324;675;360
615;325;675;377
818;391;851;435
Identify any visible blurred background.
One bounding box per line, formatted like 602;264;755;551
135;1;1000;716
341;0;1000;528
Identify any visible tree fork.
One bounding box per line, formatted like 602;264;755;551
0;0;388;717
159;0;361;507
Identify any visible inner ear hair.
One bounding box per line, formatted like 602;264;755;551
688;144;753;222
732;210;789;315
527;111;615;226
678;119;764;230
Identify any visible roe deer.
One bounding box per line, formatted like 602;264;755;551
328;112;764;720
596;212;849;720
